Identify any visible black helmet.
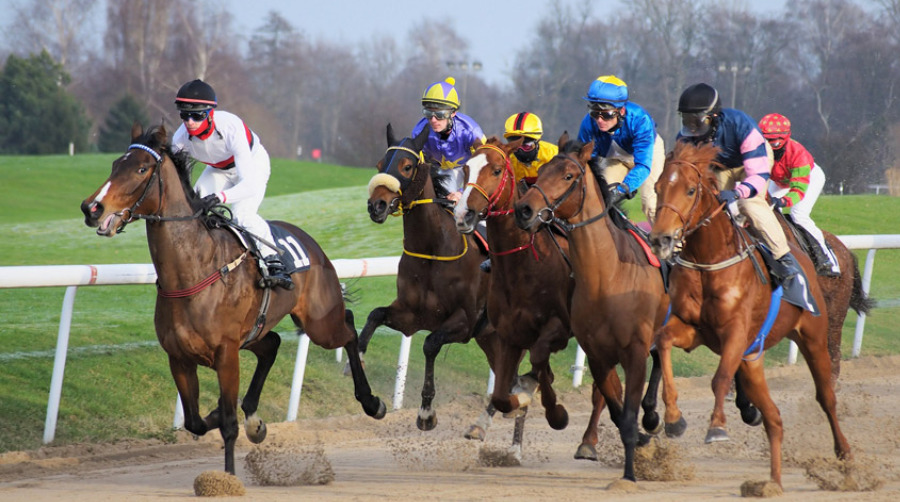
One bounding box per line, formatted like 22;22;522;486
678;83;720;114
175;79;217;111
678;83;721;139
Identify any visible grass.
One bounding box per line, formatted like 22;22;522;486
1;153;899;453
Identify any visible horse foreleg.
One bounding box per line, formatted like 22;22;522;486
240;332;281;444
737;358;785;486
213;345;242;475
168;356;208;436
641;346;663;434
464;402;496;441
358;306;388;354
530;320;570;430
574;375;617;461
341;317;387;421
417;312;470;431
705;343;745;444
619;348;650;483
656;320;692;437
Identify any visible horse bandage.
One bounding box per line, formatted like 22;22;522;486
368;173;401;197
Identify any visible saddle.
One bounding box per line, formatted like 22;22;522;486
779;213;840;276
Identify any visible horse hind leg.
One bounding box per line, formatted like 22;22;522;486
641;346;663;435
240;332;282;444
465;402;496;441
733;368;763;427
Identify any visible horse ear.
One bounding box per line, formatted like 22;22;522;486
579;141;594;163
412;123;430;151
558;131;570;150
131;121;143;141
386;123;396;146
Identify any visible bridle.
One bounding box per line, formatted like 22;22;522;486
529;153;613;232
465;144;516;218
654;159;727;244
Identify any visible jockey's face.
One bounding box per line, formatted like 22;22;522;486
423;107;455;134
589;103;621;132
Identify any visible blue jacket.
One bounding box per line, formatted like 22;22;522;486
577;101;657;192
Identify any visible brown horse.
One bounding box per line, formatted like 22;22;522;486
80;123;385;474
363;124;494;431
775;212;875;382
648;141;851;487
513;135;669;483
453;137;629;460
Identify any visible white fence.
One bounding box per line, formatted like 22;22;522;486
2;234;899;444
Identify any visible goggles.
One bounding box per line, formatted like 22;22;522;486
589;109;619;121
506;135;538;152
423;108;453;120
679;112;712;137
180;110;209;122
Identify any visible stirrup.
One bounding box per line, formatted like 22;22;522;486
261;256;295;290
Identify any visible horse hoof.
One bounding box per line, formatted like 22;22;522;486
417;410;437;431
704;427;730;443
464;425;486;441
664;416;687;438
370;399;387;420
740;406;763;427
244;415;267;444
341;361;352;377
637;432;652;447
574;443;599;461
642;411;662;435
546;405;569;431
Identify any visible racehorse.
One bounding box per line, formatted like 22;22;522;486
648;140;852;487
513;135;669;483
364;124;494;432
453;137;628;460
80;123;385;474
775;213;874;383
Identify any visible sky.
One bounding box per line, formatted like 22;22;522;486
225;0;781;87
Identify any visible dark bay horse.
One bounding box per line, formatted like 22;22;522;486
513;136;669;483
648;141;851;487
363;124;494;431
453;137;628;460
80;123;385;474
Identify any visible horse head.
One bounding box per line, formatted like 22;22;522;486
367;124;430;223
81;122;191;237
453;136;521;234
649;141;723;259
514;132;593;233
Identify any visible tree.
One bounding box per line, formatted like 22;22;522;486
97;94;150;153
0;51;90;154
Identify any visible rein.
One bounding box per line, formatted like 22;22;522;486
532;153;612;232
466;144;516;217
660;159;757;272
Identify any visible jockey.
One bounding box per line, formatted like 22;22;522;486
577;75;665;223
676;82;803;283
171;79;293;290
411;77;486;203
759;113;839;275
503;112;559;185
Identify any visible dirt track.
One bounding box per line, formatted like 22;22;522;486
1;355;899;501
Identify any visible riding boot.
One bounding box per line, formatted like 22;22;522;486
264;255;295;290
773;252;802;282
480;258;492;273
811;244;838;276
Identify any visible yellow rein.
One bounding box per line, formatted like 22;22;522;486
401;200;469;261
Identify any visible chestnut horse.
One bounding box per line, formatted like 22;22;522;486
453;137;628;460
80;124;385;474
514;136;669;483
363;124;494;432
648;141;851;487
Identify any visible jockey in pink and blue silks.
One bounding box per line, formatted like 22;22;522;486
676;82;803;283
411;77;486;203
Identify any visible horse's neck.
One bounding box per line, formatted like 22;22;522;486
682;205;742;263
146;174;221;284
403;175;456;249
485;185;524;249
566;177;620;274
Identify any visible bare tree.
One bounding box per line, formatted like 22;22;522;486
5;0;98;67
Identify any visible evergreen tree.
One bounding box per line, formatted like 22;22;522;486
0;50;90;154
97;95;149;153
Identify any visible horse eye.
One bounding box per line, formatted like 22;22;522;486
493;168;503;176
138;166;149;174
687;187;696;196
564;173;574;181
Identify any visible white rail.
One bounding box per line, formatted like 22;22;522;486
1;233;897;443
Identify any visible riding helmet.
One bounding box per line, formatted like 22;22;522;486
758;113;792;149
677;83;720;114
422;77;460;110
175;79;218;111
583;75;628;107
504;112;543;140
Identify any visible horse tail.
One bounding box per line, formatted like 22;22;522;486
341;277;361;305
849;253;876;315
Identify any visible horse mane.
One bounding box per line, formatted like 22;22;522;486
134;125;200;205
558;137;615;207
430;167;452;200
670;140;724;185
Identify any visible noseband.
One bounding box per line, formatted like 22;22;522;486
530;153;618;232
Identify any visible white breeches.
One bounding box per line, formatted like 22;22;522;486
768;165;828;252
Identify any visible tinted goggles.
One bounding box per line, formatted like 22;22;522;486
679;112;712;137
423;108;453;120
180;110;209;122
589;109;619;121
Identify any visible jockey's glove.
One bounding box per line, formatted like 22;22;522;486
717;190;739;205
772;197;788;209
199;194;222;212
